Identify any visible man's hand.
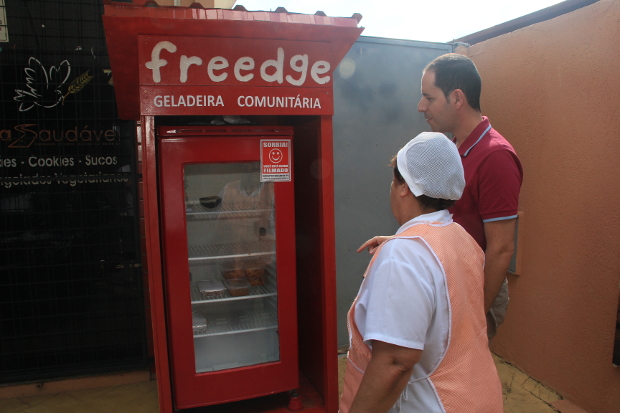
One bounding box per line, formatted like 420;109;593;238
357;236;390;254
483;219;516;313
349;340;422;413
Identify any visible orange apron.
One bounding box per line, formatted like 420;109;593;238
339;222;503;413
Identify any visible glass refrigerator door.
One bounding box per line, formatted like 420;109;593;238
185;162;279;372
158;131;298;409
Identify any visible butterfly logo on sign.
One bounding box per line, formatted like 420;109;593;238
269;148;283;164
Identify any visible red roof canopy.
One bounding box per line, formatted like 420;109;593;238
103;1;364;119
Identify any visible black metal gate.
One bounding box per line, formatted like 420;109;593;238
0;0;148;383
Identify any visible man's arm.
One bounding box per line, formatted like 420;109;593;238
483;218;516;313
349;340;422;413
357;236;390;254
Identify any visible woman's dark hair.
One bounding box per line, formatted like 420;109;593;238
390;155;456;211
424;53;482;112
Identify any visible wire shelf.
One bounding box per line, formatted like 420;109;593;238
188;241;275;261
186;202;272;221
191;282;276;304
194;311;277;338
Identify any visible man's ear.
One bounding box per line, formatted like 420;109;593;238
450;89;467;109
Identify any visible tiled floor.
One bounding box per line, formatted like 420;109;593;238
1;380;159;413
492;354;562;413
1;354;577;413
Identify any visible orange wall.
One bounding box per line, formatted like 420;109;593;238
462;1;620;412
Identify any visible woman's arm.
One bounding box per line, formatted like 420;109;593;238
349;340;422;413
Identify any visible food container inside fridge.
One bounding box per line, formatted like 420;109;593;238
221;262;246;280
245;267;265;286
197;279;226;299
192;311;208;335
224;279;251;297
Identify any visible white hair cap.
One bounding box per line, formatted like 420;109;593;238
396;132;465;200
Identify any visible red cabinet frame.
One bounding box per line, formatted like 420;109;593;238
103;3;362;412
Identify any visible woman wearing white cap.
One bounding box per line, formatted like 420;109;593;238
339;132;503;413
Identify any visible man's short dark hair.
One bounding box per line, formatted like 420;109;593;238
424;53;482;112
390;156;456;211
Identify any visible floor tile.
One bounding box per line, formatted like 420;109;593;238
22;393;101;413
523;377;562;404
551;399;589;413
67;385;118;405
100;396;160;413
77;385;146;413
337;355;347;397
14;393;57;408
494;355;560;412
0;397;29;413
143;384;159;408
504;390;559;413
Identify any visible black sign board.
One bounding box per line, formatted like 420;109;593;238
0;0;147;383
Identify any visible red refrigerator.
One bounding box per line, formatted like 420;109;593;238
157;126;298;409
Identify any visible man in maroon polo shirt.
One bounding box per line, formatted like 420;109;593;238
359;53;523;339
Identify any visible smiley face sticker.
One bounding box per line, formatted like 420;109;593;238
261;139;291;182
269;148;284;164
